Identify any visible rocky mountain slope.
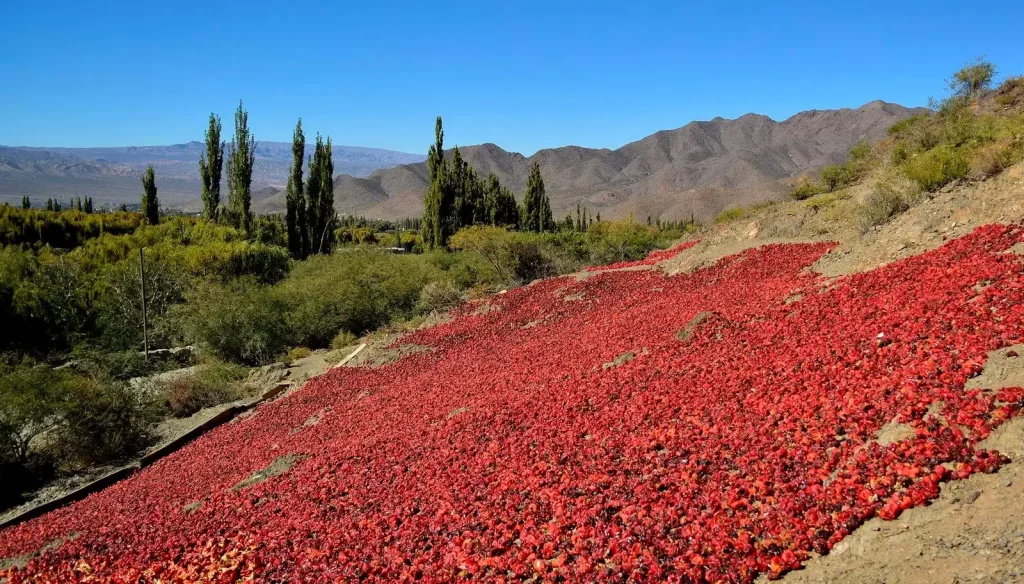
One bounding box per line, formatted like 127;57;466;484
326;101;923;222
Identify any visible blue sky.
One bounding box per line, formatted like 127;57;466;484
1;0;1022;155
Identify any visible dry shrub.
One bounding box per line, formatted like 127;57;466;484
331;330;358;350
857;174;922;233
415;280;463;315
969;139;1022;178
165;362;244;418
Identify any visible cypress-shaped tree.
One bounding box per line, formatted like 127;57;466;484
199;113;224;219
522;162;552;233
422;117;446;249
141;165;159;225
306;134;335;255
84;197;93;213
21;196;30;209
226;101;256;233
284;118;307;259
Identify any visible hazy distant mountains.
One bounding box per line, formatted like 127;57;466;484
310;100;922;222
0;142;425;209
2;101;922;220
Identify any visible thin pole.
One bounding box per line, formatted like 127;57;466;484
140;247;149;360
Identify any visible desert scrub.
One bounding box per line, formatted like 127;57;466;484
902;145;969;191
415;280;463;315
857;174;922;232
163;360;245;418
331;330;358;350
789;179;824;201
714;207;749;224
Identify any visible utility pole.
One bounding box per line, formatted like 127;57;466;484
140;247;149;360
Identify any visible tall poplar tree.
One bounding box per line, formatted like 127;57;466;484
522;162;552;233
284;118;307;259
422;116;446;249
306;134;335;255
199;113;224;219
226;101;256;233
141;165;160;225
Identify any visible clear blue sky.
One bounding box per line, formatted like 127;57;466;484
1;0;1022;155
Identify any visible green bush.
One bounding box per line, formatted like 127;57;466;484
789;180;824;201
584;220;661;266
903;145;969;191
450;226;556;285
172;280;292;366
55;378;160;466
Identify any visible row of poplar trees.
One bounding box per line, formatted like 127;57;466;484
197;103;334;257
199;102;255;232
422;117;554;249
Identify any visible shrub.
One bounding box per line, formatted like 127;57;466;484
714;207;748;224
415;280;463;315
450;226;556;285
995;76;1024;108
789;180;824;201
969;139;1021;178
857;175;922;232
819;165;854;192
902;145;969;191
54;378;160;466
331;330;358;350
163;362;244;418
173;281;292;366
584;220;661;266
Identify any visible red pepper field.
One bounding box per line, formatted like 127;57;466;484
4;225;1024;583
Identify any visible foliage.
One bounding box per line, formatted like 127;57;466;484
856;173;922;232
162;361;245;418
714;207;749;223
172;280;292;366
54;377;160;466
199;113;224;219
226;100;256;233
789;179;824;201
284;118;307;259
0;207;147;249
902;144;969;191
306;134;335;255
331;330;358;350
521;162;554;233
141;166;160;225
583;219;664;266
414;280;463;315
948;56;995;99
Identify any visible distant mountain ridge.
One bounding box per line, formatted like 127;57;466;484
308;100;925;222
0;142;425;209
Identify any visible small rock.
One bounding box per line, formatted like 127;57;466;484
1004;479;1014;488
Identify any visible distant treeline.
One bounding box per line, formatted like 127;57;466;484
0;205;145;249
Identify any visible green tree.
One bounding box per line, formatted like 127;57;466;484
422;116;449;249
306;134;335;255
226;101;256;233
483;174;519;227
285;118;307;259
21;197;30;210
199;113;224;219
141;165;160;225
84;197;94;213
820;165;852;192
522;162;552;233
949;57;996;99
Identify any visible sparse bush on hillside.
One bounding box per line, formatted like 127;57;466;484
415;280;463;315
331;330;358;350
857;173;922;232
903;144;970;191
969;139;1021;178
948;57;996;99
789;179;824;200
162;361;245;418
995;76;1024;108
714;207;749;224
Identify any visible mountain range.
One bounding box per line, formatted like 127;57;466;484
2;101;923;221
0;142;425;209
304;100;922;222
